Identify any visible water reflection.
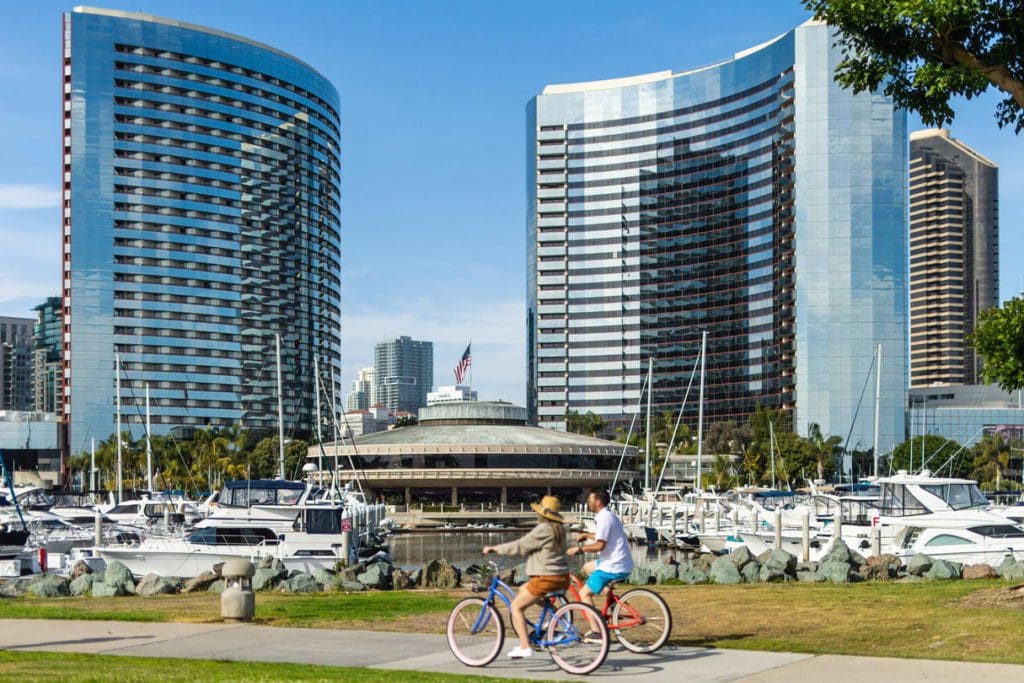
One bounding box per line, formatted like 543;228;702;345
389;531;680;570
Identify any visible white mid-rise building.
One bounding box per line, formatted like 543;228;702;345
427;385;479;406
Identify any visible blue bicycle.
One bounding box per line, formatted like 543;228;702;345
446;561;610;675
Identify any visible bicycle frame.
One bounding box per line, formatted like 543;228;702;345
472;571;578;648
567;574;644;630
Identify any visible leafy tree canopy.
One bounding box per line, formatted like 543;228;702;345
804;0;1024;131
971;295;1024;391
890;434;969;477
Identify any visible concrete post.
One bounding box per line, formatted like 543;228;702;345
834;511;843;542
731;507;739;534
872;528;882;557
500;487;508;506
714;504;721;532
697;502;705;534
774;509;783;550
801;511;810;562
451;487;458;506
671;505;677;541
752;509;758;535
682;507;690;534
94;508;102;546
404;488;412;508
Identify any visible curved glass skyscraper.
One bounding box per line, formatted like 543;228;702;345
62;8;341;456
527;20;907;455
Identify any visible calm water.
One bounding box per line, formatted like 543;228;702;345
388;530;680;570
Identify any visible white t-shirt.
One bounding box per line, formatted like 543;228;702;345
594;506;633;574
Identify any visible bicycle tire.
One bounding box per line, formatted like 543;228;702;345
610;588;672;653
546;601;609;675
446;597;504;667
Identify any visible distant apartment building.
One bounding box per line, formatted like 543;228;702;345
427;385;478;405
0;316;34;411
341;405;390;439
374;336;433;414
909;129;999;387
346;366;376;411
61;8;341;457
527;20;907;452
32;297;63;414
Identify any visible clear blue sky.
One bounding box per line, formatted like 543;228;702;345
1;1;1021;408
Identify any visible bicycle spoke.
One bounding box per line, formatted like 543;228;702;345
611;588;672;654
546;602;609;675
447;598;504;667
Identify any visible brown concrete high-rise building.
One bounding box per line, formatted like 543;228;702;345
909;129;999;387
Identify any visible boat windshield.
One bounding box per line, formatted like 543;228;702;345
216;480;306;507
878;484;929;516
753;492;800;510
920;483;988;510
968;524;1024;538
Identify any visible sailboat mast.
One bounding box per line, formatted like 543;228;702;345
116;352;122;502
872;343;881;478
770;420;776;489
696;331;706;492
276;333;285;480
314;354;323;474
146;384;153;493
645;357;653;491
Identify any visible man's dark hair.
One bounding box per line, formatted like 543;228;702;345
590;490;610;507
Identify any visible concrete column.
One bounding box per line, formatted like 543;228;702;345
774;509;783;550
801;511;810;562
500;487;508;507
404;487;412;508
451;486;458;506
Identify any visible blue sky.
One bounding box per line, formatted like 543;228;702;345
1;1;1021;408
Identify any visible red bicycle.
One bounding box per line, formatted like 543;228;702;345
565;574;672;653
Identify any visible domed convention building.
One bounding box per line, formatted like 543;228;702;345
313;401;639;507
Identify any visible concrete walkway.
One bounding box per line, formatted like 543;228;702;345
2;619;1023;682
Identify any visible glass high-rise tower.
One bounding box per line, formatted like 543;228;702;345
62;8;341;456
374;337;433;414
527;20;907;454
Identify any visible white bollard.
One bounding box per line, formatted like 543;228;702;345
714;505;721;533
94;508;102;546
801;511;810;562
774;509;783;550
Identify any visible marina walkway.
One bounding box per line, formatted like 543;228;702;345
1;619;1022;681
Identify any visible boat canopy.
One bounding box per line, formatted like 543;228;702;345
216;479;306;507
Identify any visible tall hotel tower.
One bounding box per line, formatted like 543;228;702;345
527;20;908;453
62;8;341;456
909;129;998;387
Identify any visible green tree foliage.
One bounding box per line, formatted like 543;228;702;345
889;435;968;477
971;432;1012;489
807;423;843;482
703;420;752;456
744;405;792;484
804;0;1024;131
394;415;419;428
248;436;310;480
971;296;1024;392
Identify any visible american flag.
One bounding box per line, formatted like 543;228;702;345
454;343;472;384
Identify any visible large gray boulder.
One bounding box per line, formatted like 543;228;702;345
906;553;933;576
678;563;709;585
822;538;852;564
392;569;415;590
0;579;30;598
709;557;742;585
182;570;219;593
763;549;797;576
728;546;755;569
70;560;93;580
797;570;826;583
336;579;366;592
207;579;226;594
28;575;70;598
865;554;901;577
651;562;678;584
358;561;393;589
924;559;961;580
311;567;334;586
92;579;132;597
996;556;1024;581
280;573;321;593
421;559;461;589
758;565;789;583
69;573;95;597
694;553;716;572
817;560;851;583
253;568;282;592
103;561;136;594
629;565;654;586
136;573;179;596
740;561;761;584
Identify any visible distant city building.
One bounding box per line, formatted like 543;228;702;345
526;20;907;452
374;336;433;414
61;8;341;458
427;385;478;405
340;405;390;439
0;316;34;411
908;385;1023;448
0;410;61;486
909;129;999;387
346;366;376;411
32;297;63;414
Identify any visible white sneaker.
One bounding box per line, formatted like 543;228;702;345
507;646;534;659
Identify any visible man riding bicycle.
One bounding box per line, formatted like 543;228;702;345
567;489;633;625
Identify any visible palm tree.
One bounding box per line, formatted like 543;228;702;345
582;411;606;437
972;433;1010;490
807;423;842;482
712;454;733;489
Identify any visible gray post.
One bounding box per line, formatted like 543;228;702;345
714;504;721;532
94;508;102;546
731;507;739;533
774;509;783;550
872;527;882;557
682;507;690;534
697;502;706;534
340;529;351;565
752;509;759;535
671;505;677;542
834;511;843;542
801;511;810;562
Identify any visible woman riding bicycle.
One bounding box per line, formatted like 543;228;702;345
483;495;570;659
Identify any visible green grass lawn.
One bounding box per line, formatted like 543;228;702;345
0;651;518;683
3;581;1024;665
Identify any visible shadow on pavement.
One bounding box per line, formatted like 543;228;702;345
2;635;156;650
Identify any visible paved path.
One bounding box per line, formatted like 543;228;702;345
2;619;1022;682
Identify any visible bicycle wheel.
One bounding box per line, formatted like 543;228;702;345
610;588;672;653
446;597;504;667
546;602;609;675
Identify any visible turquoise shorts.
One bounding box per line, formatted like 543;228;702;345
585;568;631;595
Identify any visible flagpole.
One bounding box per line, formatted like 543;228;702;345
469;339;472;389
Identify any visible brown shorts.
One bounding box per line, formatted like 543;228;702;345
525;574;571;598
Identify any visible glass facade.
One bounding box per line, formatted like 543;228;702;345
63;9;341;455
374;337;433;414
527;21;906;453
